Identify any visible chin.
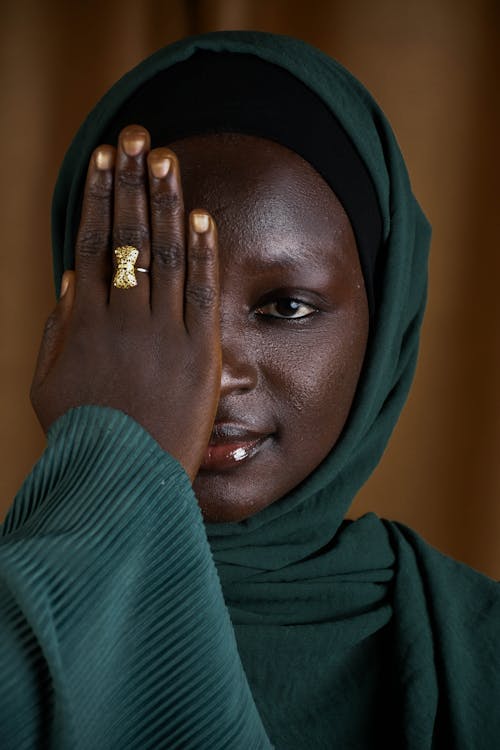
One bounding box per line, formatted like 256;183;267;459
193;474;274;524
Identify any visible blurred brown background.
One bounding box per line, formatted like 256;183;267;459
1;0;499;576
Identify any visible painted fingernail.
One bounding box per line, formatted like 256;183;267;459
122;130;147;156
192;212;210;233
95;148;113;170
150;156;171;179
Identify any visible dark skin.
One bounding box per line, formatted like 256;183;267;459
31;126;369;523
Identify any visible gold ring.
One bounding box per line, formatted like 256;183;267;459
112;245;140;289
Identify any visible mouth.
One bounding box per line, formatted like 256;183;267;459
198;423;273;473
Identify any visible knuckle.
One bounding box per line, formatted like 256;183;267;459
190;241;214;263
43;312;58;333
113;225;149;248
150;190;181;214
117;168;144;192
86;180;111;203
40;311;60;345
185;284;217;310
77;227;109;257
152;240;184;270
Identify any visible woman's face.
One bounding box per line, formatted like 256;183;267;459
167;133;369;522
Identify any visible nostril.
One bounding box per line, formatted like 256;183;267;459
219;354;258;395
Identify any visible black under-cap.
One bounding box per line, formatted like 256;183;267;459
103;50;382;319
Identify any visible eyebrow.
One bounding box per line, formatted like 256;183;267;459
244;243;342;273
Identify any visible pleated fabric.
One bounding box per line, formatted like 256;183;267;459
1;407;271;749
1;30;499;749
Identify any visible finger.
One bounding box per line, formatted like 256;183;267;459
74;146;115;309
185;211;219;336
32;270;76;389
110;125;151;313
148;148;185;321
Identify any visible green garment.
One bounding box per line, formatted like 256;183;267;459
1;407;271;748
2;30;499;748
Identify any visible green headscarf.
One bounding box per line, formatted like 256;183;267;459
51;30;500;748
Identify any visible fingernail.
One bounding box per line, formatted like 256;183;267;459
192;212;210;233
150;156;171;179
60;273;69;298
123;130;147;157
95;148;113;170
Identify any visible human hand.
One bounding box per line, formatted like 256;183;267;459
31;125;221;482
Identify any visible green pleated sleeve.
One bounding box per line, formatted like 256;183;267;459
0;405;273;750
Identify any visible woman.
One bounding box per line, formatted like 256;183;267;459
1;30;498;749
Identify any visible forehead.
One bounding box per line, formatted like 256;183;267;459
167;132;357;270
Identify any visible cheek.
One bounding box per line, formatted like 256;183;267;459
265;315;367;454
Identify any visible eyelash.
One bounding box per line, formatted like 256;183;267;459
255;297;318;320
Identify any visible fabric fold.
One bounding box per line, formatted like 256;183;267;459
1;406;272;749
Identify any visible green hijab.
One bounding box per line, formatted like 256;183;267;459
52;30;500;748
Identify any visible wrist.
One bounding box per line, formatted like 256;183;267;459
4;405;191;537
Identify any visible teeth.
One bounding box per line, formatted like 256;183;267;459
232;447;247;461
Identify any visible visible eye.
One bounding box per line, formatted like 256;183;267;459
256;298;317;319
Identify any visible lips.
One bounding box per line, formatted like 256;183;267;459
199;422;272;472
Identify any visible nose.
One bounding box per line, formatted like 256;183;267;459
219;325;258;397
